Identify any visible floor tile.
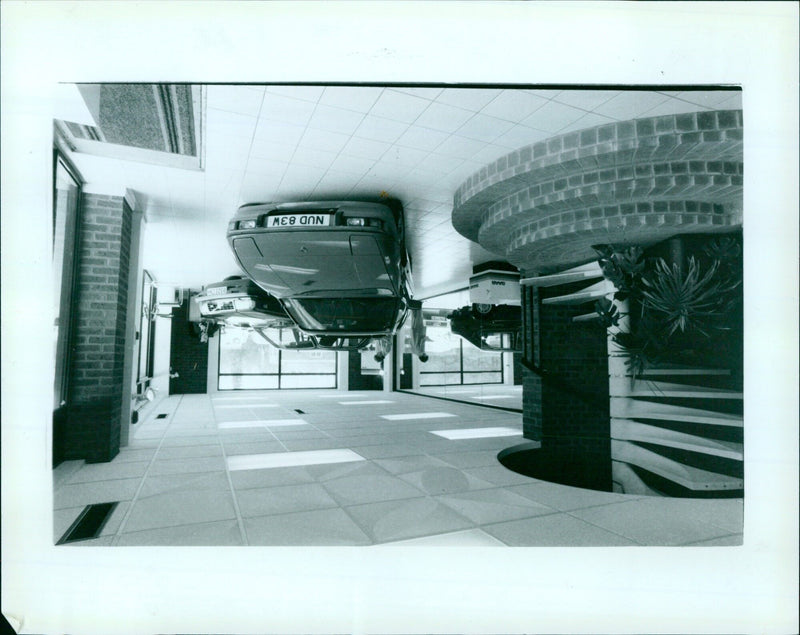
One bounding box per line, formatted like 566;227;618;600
236;483;338;517
138;471;231;497
156;444;224;460
229;465;315;490
111;448;158;463
123;489;236;532
380;412;457;421
379;528;506;546
372;455;451;475
483;513;637;546
116;520;242;546
54;478;142;510
53;506;84;541
304;460;389;481
222;440;288;456
322;473;424;506
147;456;227;476
349;444;419;459
507;482;639;511
434;450;504;469
398;466;496;496
64;536;115;547
436;488;556;524
570;499;735;546
67;460;150;484
683;534;743;546
430;427;522;440
463;464;539;486
346;497;474;543
244;508;371;546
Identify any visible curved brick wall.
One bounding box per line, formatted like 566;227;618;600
452;110;743;273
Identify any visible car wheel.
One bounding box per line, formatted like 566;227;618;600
473;303;493;316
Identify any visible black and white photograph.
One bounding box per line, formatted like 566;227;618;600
2;2;797;634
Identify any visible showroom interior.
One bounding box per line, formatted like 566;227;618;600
50;83;746;546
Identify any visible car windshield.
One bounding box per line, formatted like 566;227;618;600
283;297;401;332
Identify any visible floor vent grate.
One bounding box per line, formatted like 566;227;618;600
294;409;305;414
57;502;118;545
156;413;168;419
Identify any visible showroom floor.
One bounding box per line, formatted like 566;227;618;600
53;390;743;547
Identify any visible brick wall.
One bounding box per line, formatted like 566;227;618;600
521;281;609;460
168;294;209;394
453;109;743;273
65;194;132;463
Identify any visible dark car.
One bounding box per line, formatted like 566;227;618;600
226;200;414;339
448;304;522;352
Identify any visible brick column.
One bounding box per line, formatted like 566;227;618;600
65;193;132;463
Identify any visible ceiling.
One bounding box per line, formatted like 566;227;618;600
57;84;741;299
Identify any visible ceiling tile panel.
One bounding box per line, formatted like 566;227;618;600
259;92;317;126
639;98;712;118
414;102;474;133
491;124;549;149
521;100;587;133
206;109;259;140
455;113;515;143
265;85;324;103
369;89;432;123
675;91;741;109
253;120;306;148
395;125;451;151
353;115;409;143
436;88;504;112
592;91;672;120
340;136;391;160
244;156;290;177
297;127;351;153
556;111;616;134
392;86;444;100
378;145;429;168
206;85;265;117
289;147;339;171
328;153;376;176
432;135;486;160
480;90;548;122
307;104;366;136
319;86;384;113
552;90;620;111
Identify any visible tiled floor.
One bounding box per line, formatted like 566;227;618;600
53;390;743;546
409;384;523;411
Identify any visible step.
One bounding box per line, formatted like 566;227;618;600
541;279;615;306
639;365;731;377
610;400;743;428
609;377;743;399
611;419;743;460
611;440;744;491
520;261;603;287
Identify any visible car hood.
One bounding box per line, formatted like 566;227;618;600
232;232;399;297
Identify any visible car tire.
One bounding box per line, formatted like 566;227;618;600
473;303;493;316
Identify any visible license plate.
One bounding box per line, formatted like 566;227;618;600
204;286;228;296
267;213;332;228
205;300;235;313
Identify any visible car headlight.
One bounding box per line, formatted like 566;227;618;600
238;219;257;230
346;217;383;228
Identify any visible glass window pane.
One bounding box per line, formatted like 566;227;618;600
420;372;461;386
219;375;279;390
219;328;279;374
280;374;336;389
461;340;502;371
463;372;502;384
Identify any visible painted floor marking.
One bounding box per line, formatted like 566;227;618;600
338;400;394;405
470;395;515;400
430;427;521;440
380;412;457;421
214;403;279;409
218;419;309;429
227;448;365;471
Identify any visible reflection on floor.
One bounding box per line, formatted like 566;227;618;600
53;390;742;546
410;384;523;411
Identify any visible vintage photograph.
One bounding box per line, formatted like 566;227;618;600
2;3;797;634
51;83;745;546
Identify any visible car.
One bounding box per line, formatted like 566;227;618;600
192;275;294;341
226;200;414;340
448;304;522;352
